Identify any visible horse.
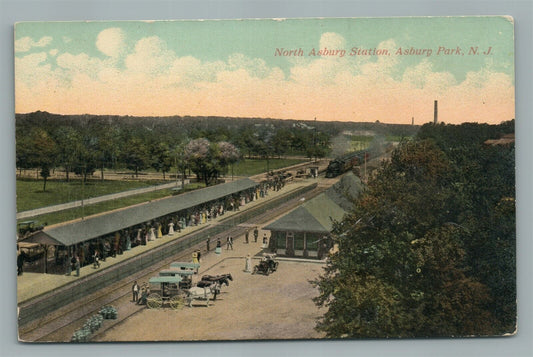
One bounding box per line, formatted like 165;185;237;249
200;273;233;287
185;282;219;307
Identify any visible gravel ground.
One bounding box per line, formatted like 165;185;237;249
94;253;327;342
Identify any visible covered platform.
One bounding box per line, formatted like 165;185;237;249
18;178;258;273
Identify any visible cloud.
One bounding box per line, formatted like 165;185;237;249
15;36;52;52
56;52;106;78
125;36;175;75
402;59;457;93
15;52;51;84
319;32;346;50
168;56;226;85
227;53;271;78
96;28;126;57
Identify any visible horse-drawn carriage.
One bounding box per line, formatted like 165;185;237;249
252;253;279;275
170;261;200;272
146;275;220;309
159;269;194;289
146;276;186;309
145;262;232;309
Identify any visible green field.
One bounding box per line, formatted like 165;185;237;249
16;179;166;212
348;135;373;152
231;158;306;176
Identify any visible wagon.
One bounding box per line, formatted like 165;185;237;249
170;261;200;273
252;253;279;275
146;276;187;310
159;269;195;289
17;220;46;238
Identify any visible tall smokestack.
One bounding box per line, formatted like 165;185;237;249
412;117;414;125
434;100;438;124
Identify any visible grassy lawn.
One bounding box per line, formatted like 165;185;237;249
16;179;166;212
344;135;372;152
231;158;307;176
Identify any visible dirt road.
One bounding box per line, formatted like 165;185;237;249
95;252;326;341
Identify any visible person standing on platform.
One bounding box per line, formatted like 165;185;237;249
253;227;259;243
75;255;80;277
244;254;251;273
227;236;233;250
68;255;76;276
215;238;222;255
103;241;110;261
168;222;175;236
17;251;24;276
197;250;202;263
245;230;249;244
93;250;100;269
132;281;139;302
206;237;210;252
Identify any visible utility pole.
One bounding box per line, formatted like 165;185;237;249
175;153;179;188
81;165;85;220
313;117;317;162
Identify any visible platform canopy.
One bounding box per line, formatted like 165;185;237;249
19;178;258;247
17;230;64;246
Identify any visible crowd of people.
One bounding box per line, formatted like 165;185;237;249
59;173;288;277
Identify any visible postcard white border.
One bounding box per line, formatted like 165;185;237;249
3;1;532;356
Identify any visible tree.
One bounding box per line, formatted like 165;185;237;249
72;130;99;183
53;126;81;182
27;128;58;191
120;137;149;178
416;121;516;332
94;124;120;181
218;141;241;178
15;134;34;176
312;138;503;338
150;141;173;180
183;138;240;186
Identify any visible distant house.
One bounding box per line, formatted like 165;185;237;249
484;133;515;146
264;172;362;259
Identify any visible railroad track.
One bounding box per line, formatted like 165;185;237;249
19;181;330;342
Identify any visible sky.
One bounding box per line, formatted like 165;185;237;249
14;17;515;124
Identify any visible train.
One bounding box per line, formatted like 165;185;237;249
325;149;370;178
325;143;394;178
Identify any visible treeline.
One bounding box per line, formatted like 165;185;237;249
313;120;515;338
16;111;418;190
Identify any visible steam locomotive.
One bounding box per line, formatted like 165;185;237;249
325;150;370;178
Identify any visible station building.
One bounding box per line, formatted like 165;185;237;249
264;172;362;259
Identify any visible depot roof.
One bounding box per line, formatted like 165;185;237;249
264;172;362;233
20;178;258;246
